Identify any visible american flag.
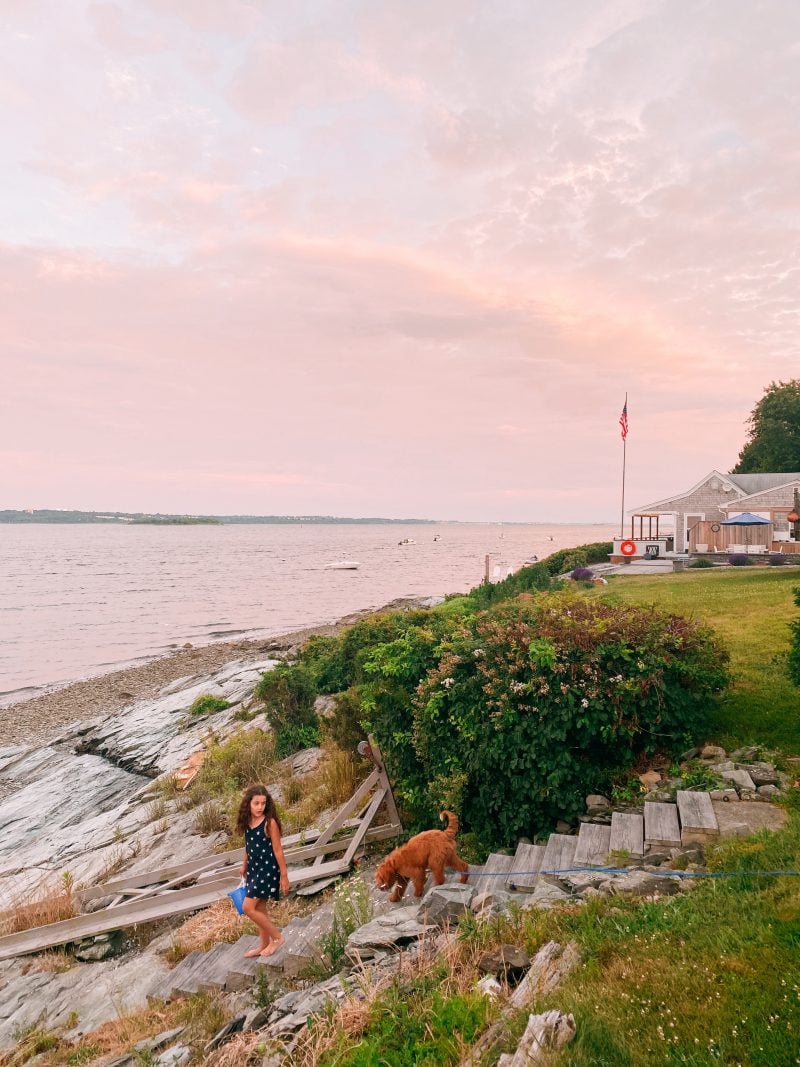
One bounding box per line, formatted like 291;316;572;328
619;397;629;441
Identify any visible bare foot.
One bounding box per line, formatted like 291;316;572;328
260;936;284;957
244;947;264;958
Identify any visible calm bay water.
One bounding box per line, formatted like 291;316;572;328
0;522;615;705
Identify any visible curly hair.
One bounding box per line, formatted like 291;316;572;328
235;785;282;837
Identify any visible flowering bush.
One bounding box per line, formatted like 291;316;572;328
368;593;729;848
768;553;788;566
728;554;753;566
569;567;594;581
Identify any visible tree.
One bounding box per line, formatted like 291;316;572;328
732;380;800;473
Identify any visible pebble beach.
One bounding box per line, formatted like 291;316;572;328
0;598;427;747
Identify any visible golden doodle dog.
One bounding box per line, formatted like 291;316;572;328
375;810;469;902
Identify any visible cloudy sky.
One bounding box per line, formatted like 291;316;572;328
2;0;799;520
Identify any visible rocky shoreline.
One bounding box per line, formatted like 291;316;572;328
0;596;440;747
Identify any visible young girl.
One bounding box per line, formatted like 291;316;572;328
235;785;290;957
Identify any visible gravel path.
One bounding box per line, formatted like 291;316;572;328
0;597;430;747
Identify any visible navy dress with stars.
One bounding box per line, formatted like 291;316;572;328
244;818;281;901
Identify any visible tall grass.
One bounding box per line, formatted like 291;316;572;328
0;879;76;937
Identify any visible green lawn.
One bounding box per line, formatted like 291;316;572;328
595;568;800;753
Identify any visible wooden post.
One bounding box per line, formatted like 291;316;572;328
484;553;491;583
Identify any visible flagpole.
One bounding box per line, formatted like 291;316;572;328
620;392;627;539
620;436;627;538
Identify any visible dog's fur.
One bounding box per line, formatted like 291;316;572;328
375;811;469;902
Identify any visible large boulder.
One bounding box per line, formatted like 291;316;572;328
416;884;475;926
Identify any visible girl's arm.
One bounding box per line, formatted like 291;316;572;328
240;844;247;879
267;819;290;897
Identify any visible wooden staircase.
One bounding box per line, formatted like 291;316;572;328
149;791;720;1001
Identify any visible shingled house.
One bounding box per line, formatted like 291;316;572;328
633;470;800;553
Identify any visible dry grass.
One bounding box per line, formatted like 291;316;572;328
282;745;358;832
204;1030;284;1067
0;880;76;937
20;951;73;975
192;800;229;836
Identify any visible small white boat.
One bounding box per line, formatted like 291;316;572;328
398;538;416;545
324;560;360;570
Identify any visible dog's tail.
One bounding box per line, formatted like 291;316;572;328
439;810;458;838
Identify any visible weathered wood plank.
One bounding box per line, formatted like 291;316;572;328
0;859;350;961
540;835;578;883
480;853;514;894
573;824;611;868
643;802;681;847
342;788;385;865
78;815;398;900
676;791;719;843
609;812;644;857
506;843;545;891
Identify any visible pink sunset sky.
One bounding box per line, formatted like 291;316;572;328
2;0;799;521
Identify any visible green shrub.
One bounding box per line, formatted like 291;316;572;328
274;721;320;759
690;558;714;569
539;541;613;577
369;592;729;847
327;685;368;752
254;663;318;755
188;693;229;717
299;614;419;693
188;729;276;800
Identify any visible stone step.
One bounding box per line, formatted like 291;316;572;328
573;823;611;868
174;942;237;995
540;834;577;884
676;791;718;844
644;801;681;848
609;812;644;858
506;843;546;892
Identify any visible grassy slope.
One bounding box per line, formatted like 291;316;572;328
595;567;800;752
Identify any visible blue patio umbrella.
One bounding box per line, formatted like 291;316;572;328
721;512;772;549
721;512;771;525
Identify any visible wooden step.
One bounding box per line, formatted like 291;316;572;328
573;824;611;868
224;919;310;990
505;843;546;892
676;791;718;844
148;951;203;1002
643;802;681;848
609;812;644;858
282;903;335;978
540;834;577;883
173;942;235;995
478;853;514;894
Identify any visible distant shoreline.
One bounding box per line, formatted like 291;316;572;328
0;509;436;525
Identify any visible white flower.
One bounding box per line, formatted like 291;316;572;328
442;677;455;689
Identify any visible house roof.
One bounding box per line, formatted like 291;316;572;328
634;470;800;514
634;470;742;512
726;473;800;494
720;478;800;510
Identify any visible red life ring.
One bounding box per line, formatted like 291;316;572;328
620;540;637;556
